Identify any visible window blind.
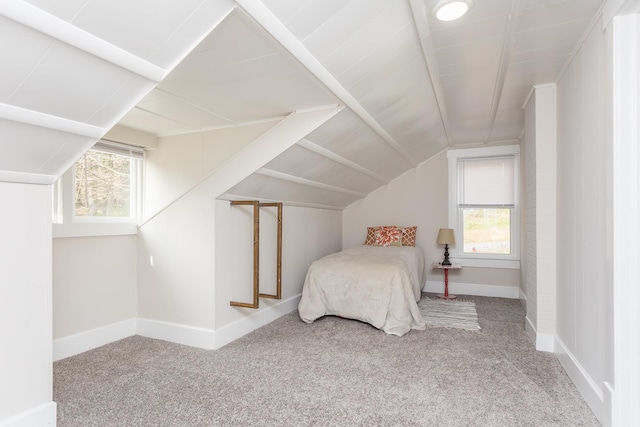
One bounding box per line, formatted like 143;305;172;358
93;140;144;159
457;156;515;206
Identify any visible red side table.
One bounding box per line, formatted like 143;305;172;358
431;263;462;300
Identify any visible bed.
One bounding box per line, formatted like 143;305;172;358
298;245;426;336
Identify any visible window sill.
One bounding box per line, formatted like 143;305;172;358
53;222;138;238
450;257;520;269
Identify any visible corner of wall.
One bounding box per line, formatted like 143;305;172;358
0;402;57;427
556;336;608;425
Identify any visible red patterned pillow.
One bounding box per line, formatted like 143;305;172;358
374;226;403;247
402;226;417;247
364;227;376;245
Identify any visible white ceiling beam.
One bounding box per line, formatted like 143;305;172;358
232;1;417;168
0;103;105;138
141;105;344;226
0;0;166;82
297;139;389;184
255;168;367;198
409;0;452;147
483;0;525;143
219;194;343;211
0;170;57;185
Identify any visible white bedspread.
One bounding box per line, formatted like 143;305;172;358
298;245;426;336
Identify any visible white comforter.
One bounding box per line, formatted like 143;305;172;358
298;245;426;336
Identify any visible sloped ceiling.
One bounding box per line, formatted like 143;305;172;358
0;0;236;184
0;0;605;210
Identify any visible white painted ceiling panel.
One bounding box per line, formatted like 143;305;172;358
436;37;504;70
146;0;236;69
23;0;87;21
514;19;592;53
261;0;313;23
117;107;198;137
140;10;337;128
264;145;381;194
321;0;413;77
430;14;510;48
135;90;237;130
0;17;53;101
281;0;349;41
301;0;399;60
336;24;417;89
85;76;158;129
226;174;360;208
357;59;430;117
346;44;425;101
173;13;278;72
0;119;88;175
308;133;409;182
521;0;603;31
7;41;136;124
25;0;226;67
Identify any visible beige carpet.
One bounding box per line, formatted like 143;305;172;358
54;294;600;426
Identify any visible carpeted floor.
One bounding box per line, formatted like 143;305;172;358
54;294;600;426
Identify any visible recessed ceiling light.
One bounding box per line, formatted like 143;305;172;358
432;0;473;21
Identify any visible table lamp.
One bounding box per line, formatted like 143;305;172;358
437;228;455;266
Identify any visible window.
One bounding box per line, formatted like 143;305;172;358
447;145;519;268
53;140;144;237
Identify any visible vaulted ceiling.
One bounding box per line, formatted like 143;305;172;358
0;0;604;209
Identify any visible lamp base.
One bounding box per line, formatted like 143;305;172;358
437;294;457;300
442;244;451;265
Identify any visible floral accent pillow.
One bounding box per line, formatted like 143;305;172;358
374;226;403;247
402;226;417;247
364;227;377;245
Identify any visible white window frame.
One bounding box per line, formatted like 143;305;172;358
447;145;520;269
53;140;144;238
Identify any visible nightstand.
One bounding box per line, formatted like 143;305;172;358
430;262;462;300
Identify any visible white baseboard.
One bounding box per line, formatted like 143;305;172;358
0;402;56;427
555;336;607;425
525;316;536;344
53;318;136;361
536;332;555;352
519;287;527;300
214;294;301;349
52;297;301;360
524;316;554;352
136;295;301;350
423;280;520;299
136;318;216;350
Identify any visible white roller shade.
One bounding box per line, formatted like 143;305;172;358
94;140;144;159
458;156;515;206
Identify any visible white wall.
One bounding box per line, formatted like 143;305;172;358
522;84;558;351
215;201;341;332
0;182;56;426
137;110;342;348
610;13;640;427
555;13;611;424
53;236;137;339
523;92;538;330
342;150;520;296
144;122;276;218
51;235;138;360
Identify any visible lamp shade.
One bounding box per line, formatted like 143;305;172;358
437;228;455;245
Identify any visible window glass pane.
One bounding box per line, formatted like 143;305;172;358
462;208;511;254
74;149;132;217
458;156;515;205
